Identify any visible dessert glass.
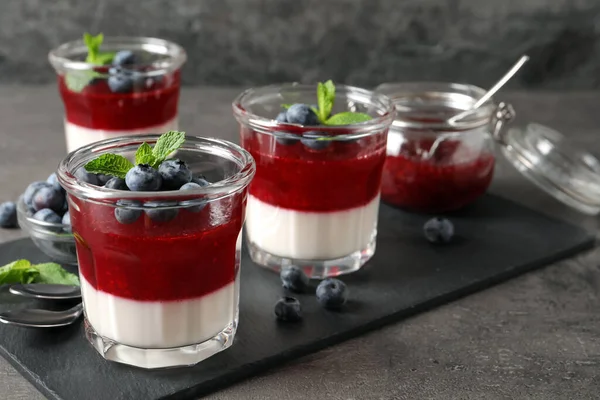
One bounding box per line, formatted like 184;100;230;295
233;84;395;278
376;82;514;213
49;37;186;152
57;135;255;369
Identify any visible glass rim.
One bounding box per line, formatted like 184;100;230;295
232;83;396;140
57;135;255;206
375;81;497;131
48;36;187;76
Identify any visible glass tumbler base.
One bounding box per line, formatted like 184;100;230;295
84;318;237;369
247;235;376;279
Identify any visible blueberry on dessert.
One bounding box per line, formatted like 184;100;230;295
301;131;330;150
423;217;454;244
286;104;319;126
280;266;309;293
96;174;112;186
112;50;138;67
144;201;179;222
125;164;162;191
191;175;210;186
75;168;100;186
114;200;142;225
107;70;135;93
104;177;128;190
274;297;302;322
316;278;347;309
0;201;17;228
158;159;192;190
180;182;207;212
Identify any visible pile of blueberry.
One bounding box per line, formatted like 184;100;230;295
274;104;331;150
3;173;71;232
106;50;158;94
274;266;348;322
78;160;209;225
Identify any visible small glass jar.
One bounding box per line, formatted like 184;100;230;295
49;37;187;153
57;135;255;369
376;82;514;213
233;83;395;278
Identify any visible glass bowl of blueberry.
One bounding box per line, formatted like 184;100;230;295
16;173;77;265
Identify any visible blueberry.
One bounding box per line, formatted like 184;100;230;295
96;174;112;186
114;200;142;225
316;278;348;309
32;186;65;213
125;164;162;191
32;208;62;224
179;182;207;212
108;73;134;93
301;131;331;150
423;217;454;244
191;175;210;186
280;266;309;293
275;111;288;123
23;181;50;206
158;159;192;190
144;201;179;222
286;104;319;126
274;297;302;322
0;202;17;228
62;211;72;233
75;168;100;186
47;173;65;193
104;177;128;190
112;50;138;66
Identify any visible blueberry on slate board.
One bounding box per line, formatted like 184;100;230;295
274;297;302;322
0;201;17;228
423;217;454;244
280;266;309;293
114;200;142;225
316;278;347;309
125;164;162;191
159;159;192;190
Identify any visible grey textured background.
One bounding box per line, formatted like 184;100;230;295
1;0;600;89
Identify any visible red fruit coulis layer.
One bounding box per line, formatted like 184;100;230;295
241;126;387;212
381;137;495;213
58;70;181;130
70;192;245;302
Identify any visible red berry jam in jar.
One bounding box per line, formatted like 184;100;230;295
376;82;513;213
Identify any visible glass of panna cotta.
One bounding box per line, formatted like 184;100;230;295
233;83;395;278
56;135;255;369
49;36;186;153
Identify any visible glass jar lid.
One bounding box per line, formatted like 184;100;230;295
497;123;600;215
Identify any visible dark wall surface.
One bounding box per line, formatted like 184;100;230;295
1;0;599;89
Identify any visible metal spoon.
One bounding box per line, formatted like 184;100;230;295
0;303;83;328
9;284;81;300
448;55;529;125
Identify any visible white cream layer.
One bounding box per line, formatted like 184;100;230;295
81;277;237;349
64;118;178;153
245;195;380;260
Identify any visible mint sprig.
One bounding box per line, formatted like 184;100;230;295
0;259;80;286
65;33;115;93
84;131;186;177
324;111;372;125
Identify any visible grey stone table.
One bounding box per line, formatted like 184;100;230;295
1;86;600;400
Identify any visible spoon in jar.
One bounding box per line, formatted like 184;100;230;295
0;303;83;328
448;55;529;125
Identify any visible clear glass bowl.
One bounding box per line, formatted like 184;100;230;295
233;83;395;278
16;197;77;265
57;134;255;369
49;36;187;152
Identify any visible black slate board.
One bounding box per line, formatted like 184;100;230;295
0;195;595;400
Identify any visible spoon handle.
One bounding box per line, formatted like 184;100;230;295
448;55;529;124
9;283;82;300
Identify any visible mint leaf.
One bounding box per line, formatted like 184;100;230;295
152;131;186;164
94;51;115;65
135;142;156;166
316;80;335;123
281;104;292;109
65;70;100;93
84;154;134;179
82;33;113;65
325;112;372;126
33;263;80;286
0;260;39;285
